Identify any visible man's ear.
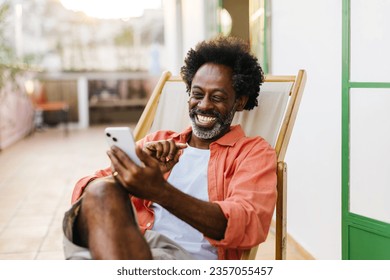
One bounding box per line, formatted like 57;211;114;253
236;95;249;112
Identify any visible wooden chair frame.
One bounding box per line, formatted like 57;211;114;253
133;69;306;260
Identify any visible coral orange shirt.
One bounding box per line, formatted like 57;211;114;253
71;125;277;260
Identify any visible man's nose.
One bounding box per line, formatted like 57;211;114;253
197;97;213;110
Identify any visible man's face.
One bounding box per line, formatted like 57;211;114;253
188;63;244;140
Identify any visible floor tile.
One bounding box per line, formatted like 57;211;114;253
256;233;276;260
35;251;65;260
0;235;45;254
0;225;49;240
6;215;54;228
40;225;64;252
0;252;36;260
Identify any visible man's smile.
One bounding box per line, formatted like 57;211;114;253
195;114;217;127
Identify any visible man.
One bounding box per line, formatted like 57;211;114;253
63;36;277;260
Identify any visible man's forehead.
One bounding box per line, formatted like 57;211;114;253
192;63;233;85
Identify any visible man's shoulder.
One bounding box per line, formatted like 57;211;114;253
239;134;274;152
215;125;274;153
231;125;274;150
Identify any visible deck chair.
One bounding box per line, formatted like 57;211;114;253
133;69;306;260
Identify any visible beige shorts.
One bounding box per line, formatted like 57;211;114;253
62;198;195;260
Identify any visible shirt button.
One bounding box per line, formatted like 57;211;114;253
146;222;151;227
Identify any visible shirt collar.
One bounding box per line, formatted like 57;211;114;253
172;125;245;147
213;125;245;147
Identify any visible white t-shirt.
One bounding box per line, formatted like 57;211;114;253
151;145;217;259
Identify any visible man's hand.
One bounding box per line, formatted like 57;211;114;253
107;145;166;200
142;140;187;173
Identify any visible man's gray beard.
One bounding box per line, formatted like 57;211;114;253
190;107;237;140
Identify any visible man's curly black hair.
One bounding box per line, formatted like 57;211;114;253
180;36;264;110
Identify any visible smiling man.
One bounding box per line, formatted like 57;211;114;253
63;36;277;260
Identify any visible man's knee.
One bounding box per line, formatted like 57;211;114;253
83;177;128;206
72;177;129;246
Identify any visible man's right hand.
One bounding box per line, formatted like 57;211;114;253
142;140;187;173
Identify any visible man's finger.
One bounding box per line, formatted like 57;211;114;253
167;139;178;161
158;140;169;160
176;143;188;149
110;147;138;173
172;150;181;163
135;146;158;168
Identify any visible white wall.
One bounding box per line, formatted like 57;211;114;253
163;0;210;75
163;0;183;75
181;0;208;60
272;0;342;259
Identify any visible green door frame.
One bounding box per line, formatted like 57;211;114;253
342;0;390;259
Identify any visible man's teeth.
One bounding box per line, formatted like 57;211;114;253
197;115;216;124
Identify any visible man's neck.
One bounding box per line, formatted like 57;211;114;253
187;135;211;149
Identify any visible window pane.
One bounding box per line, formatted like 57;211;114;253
350;0;390;82
350;88;390;223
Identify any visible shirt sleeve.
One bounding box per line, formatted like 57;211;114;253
71;167;112;203
207;141;277;249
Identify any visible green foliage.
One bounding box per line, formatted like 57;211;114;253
0;2;15;66
0;2;33;89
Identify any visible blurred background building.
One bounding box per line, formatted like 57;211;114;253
1;0;389;261
3;0;164;72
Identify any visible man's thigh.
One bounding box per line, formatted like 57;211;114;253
62;198;194;260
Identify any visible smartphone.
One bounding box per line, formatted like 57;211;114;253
105;127;142;166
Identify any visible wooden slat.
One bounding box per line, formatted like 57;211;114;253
264;75;296;83
275;69;307;161
275;161;287;260
133;71;172;141
169;76;184;82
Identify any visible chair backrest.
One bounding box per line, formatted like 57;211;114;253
133;69;306;259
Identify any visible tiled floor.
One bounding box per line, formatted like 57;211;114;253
0;125;310;260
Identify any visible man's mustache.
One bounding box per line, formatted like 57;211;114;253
189;108;224;123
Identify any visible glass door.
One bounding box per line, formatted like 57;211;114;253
342;0;390;259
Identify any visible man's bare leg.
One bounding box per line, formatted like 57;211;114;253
73;177;152;259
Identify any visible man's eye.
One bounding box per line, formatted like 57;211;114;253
191;93;203;99
212;96;224;102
